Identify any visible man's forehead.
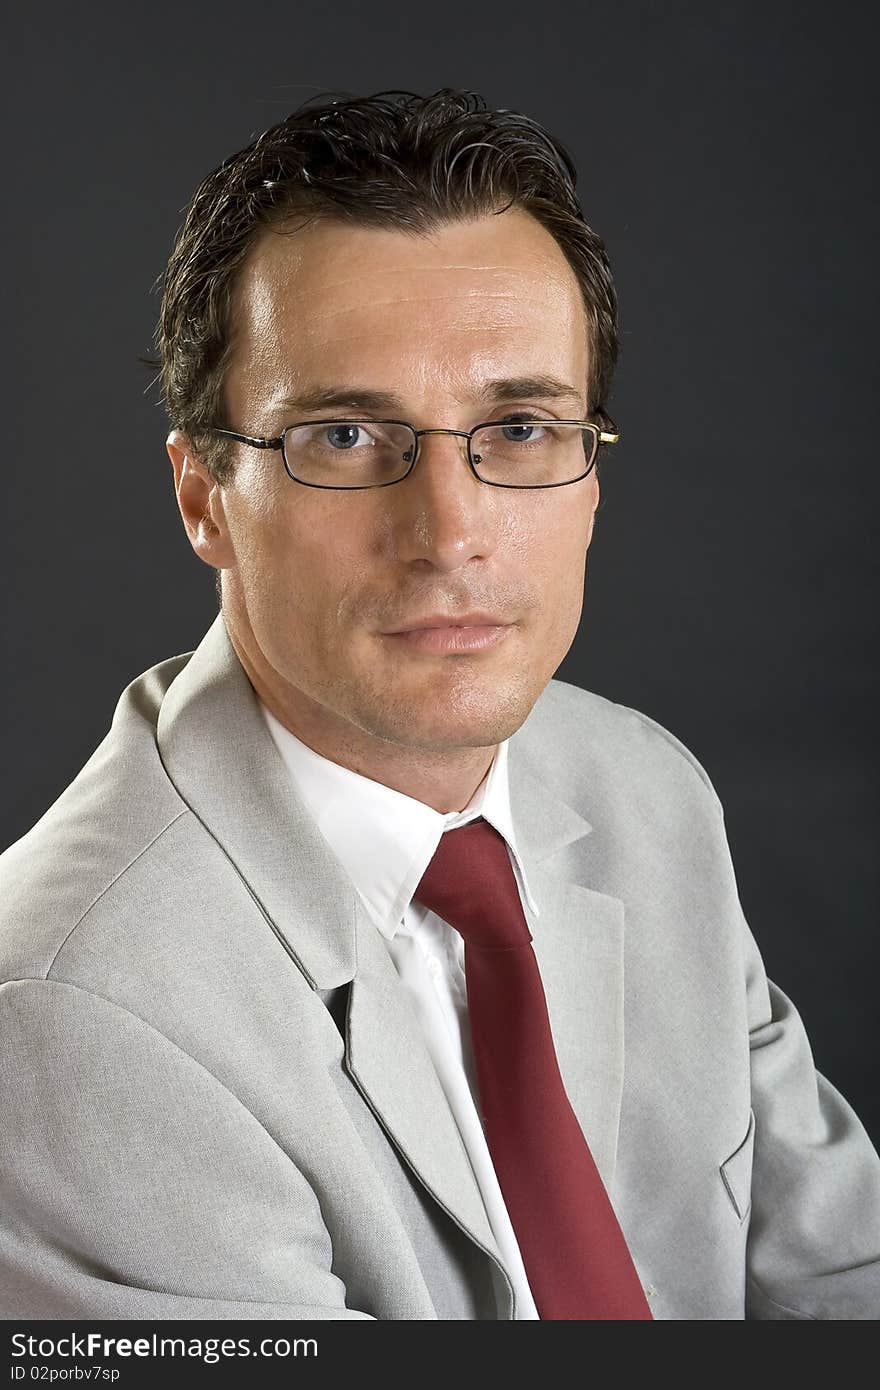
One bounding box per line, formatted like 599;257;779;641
240;209;581;308
227;212;588;416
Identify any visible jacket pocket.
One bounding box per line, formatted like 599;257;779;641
719;1109;756;1223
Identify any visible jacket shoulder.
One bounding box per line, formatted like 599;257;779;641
0;651;194;982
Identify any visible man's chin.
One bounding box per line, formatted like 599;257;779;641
350;680;536;753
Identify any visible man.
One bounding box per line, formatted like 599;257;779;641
1;87;878;1321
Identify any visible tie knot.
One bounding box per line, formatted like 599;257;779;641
413;818;532;949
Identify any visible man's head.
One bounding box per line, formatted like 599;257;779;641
158;89;619;792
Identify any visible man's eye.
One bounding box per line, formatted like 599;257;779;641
324;423;368;450
499;421;546;441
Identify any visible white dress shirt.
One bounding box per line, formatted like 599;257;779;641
259;699;541;1319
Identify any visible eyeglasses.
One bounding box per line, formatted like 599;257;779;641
207;415;619;490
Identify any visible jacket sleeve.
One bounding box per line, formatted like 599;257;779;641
631;704;880;1318
0;977;376;1319
739;907;880;1319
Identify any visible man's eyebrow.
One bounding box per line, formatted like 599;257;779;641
270;375;585;418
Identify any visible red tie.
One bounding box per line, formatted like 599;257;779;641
414;817;652;1321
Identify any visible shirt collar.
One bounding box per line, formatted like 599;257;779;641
258;701;540;939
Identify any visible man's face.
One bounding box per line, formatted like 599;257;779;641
191;208;599;757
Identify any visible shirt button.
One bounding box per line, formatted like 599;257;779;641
427;956;442;978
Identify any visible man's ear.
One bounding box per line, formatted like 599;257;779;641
165;429;236;570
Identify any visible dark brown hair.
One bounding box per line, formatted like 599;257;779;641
152;87;619;488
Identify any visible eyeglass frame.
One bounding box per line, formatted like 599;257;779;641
205;414;620;491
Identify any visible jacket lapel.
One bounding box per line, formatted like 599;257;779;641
156;613;365;989
344;905;512;1289
508;753;626;1192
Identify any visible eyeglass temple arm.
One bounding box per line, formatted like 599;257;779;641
210;428;283;449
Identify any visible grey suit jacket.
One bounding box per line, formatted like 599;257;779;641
1;613;878;1320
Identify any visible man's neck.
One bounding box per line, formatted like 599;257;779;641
262;694;497;814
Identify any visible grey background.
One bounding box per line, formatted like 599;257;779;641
3;2;877;1143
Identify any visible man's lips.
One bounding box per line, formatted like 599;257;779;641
380;613;513;654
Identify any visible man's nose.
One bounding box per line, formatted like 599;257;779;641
390;431;499;572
